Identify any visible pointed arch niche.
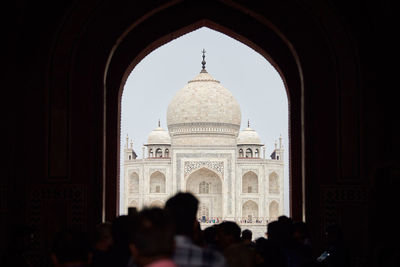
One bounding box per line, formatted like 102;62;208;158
103;3;304;222
242;200;259;221
186;167;223;218
242;171;258;193
149;171;166;193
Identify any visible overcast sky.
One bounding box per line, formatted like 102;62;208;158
120;27;289;215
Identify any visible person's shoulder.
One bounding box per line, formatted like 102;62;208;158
202;247;227;267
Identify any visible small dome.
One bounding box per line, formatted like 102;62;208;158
147;126;171;144
237;127;262;145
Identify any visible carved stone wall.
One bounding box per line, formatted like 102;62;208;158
27;184;86;266
184;161;224;177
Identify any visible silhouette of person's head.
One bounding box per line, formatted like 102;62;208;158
266;221;279;241
110;215;134;267
93;222;113;251
241;229;252;245
203;225;218;247
51;228;90;267
292;221;309;245
216;221;241;250
165;192;199;237
129;207;174;266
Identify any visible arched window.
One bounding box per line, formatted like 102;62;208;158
155;148;162;157
269;172;280;194
239;149;244;158
199;181;209;194
186;168;222;219
242;200;258;222
165;148;169;158
129;172;139;194
269;201;279;220
255;149;259;158
128;155;131;160
246;148;252;158
149;148;153;158
242;171;258;193
150;171;166;193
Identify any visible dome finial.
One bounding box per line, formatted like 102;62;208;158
201;49;207;73
248;119;250;128
158;119;160;127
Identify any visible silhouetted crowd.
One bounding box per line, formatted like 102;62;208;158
1;192;351;267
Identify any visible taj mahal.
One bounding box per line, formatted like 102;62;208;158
123;54;284;237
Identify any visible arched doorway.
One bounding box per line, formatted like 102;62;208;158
103;3;305;223
242;200;259;222
128;172;139;194
242;171;258;193
269;172;279;194
186;168;223;219
269;201;279;221
149;171;166;193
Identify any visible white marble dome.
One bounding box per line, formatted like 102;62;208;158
147;126;171;144
167;70;241;135
237;127;262;145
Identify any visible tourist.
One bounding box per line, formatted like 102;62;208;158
165;192;226;267
51;228;91;267
128;207;177;267
216;221;256;267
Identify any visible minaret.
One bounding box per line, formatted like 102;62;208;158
124;134;137;160
276;135;284;161
270;135;284;161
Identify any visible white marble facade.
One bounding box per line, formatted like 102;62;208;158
123;68;284;239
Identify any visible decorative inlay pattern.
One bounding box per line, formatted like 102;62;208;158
27;184;86;266
321;186;368;227
184;161;224;177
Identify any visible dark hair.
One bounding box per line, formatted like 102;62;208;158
94;222;112;243
241;229;252;240
110;215;135;267
165;192;199;236
218;221;241;242
52;228;90;264
204;225;217;244
129;207;174;258
292;221;308;237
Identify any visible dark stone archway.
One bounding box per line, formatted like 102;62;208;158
4;1;393;265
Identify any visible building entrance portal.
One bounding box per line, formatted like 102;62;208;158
186;167;222;220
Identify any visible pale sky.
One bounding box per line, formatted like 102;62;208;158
120;27;289;215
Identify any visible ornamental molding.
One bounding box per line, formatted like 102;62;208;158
242;169;259;176
241;198;260;204
184;161;224;177
149;168;166;175
168;122;240;136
